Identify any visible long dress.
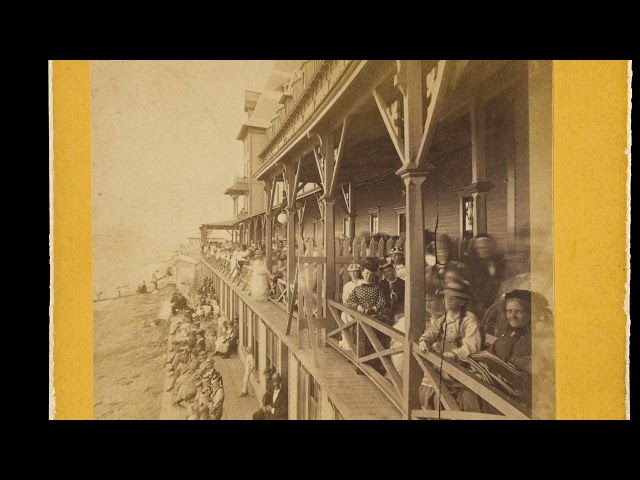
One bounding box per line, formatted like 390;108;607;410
339;279;362;351
249;258;269;301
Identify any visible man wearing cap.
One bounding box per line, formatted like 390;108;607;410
379;259;406;322
389;246;406;281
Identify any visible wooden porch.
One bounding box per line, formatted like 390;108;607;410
203;256;402;420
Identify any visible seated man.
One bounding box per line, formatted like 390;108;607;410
262;373;288;420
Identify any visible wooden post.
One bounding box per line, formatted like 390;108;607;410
399;61;424;168
398;166;431;419
323;197;336;347
321;128;337;347
264;177;275;271
347;182;356;239
471;101;490;235
511;84;529;253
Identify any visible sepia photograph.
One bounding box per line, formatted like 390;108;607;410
50;60;629;420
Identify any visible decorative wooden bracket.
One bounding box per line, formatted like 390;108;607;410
311;132;325;188
326;116;350;198
296;199;307;225
375;60;451;169
373;88;405;164
415;60;451;166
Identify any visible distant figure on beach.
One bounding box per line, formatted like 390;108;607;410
152;274;158;291
139;281;147;294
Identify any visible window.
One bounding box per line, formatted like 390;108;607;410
308;373;322;420
370;213;379;234
297;364;322;420
266;326;278;370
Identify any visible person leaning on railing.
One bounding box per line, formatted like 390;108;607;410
458;289;536;416
418;279;483;412
345;260;391;375
338;262;363;351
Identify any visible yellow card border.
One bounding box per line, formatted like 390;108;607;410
50;60;630;420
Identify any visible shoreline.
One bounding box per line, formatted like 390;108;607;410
94;284;176;420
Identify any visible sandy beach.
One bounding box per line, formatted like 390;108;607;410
94;285;175;420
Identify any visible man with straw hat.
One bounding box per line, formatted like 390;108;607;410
418;278;482;410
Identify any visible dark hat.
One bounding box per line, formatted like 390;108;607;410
379;259;394;270
361;260;378;273
442;279;473;300
271;372;282;381
389;246;404;255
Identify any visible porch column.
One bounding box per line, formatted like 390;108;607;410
265;215;273;270
286;206;296;289
232;194;238;220
264;178;274;271
470;101;494;235
347;182;356;239
398;165;432;419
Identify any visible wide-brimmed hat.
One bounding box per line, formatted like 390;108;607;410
389;246;404;255
347;262;362;272
442;279;473;300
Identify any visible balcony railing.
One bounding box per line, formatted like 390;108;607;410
325;299;531;420
260;60;354;164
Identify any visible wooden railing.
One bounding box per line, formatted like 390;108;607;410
326;299;405;412
326;299;531;419
410;345;530;420
268;275;292;313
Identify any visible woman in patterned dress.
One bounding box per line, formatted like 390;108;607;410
339;262;363;351
345;260;391;375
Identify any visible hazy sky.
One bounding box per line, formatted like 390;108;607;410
90;60;275;258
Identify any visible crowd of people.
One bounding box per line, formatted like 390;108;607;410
165;284;241;420
202;240;290;303
336;234;549;416
196;232;547;417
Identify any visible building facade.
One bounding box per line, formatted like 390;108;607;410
199;60;554;419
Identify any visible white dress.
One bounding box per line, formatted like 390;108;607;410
249;258;269;301
339;279;362;351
